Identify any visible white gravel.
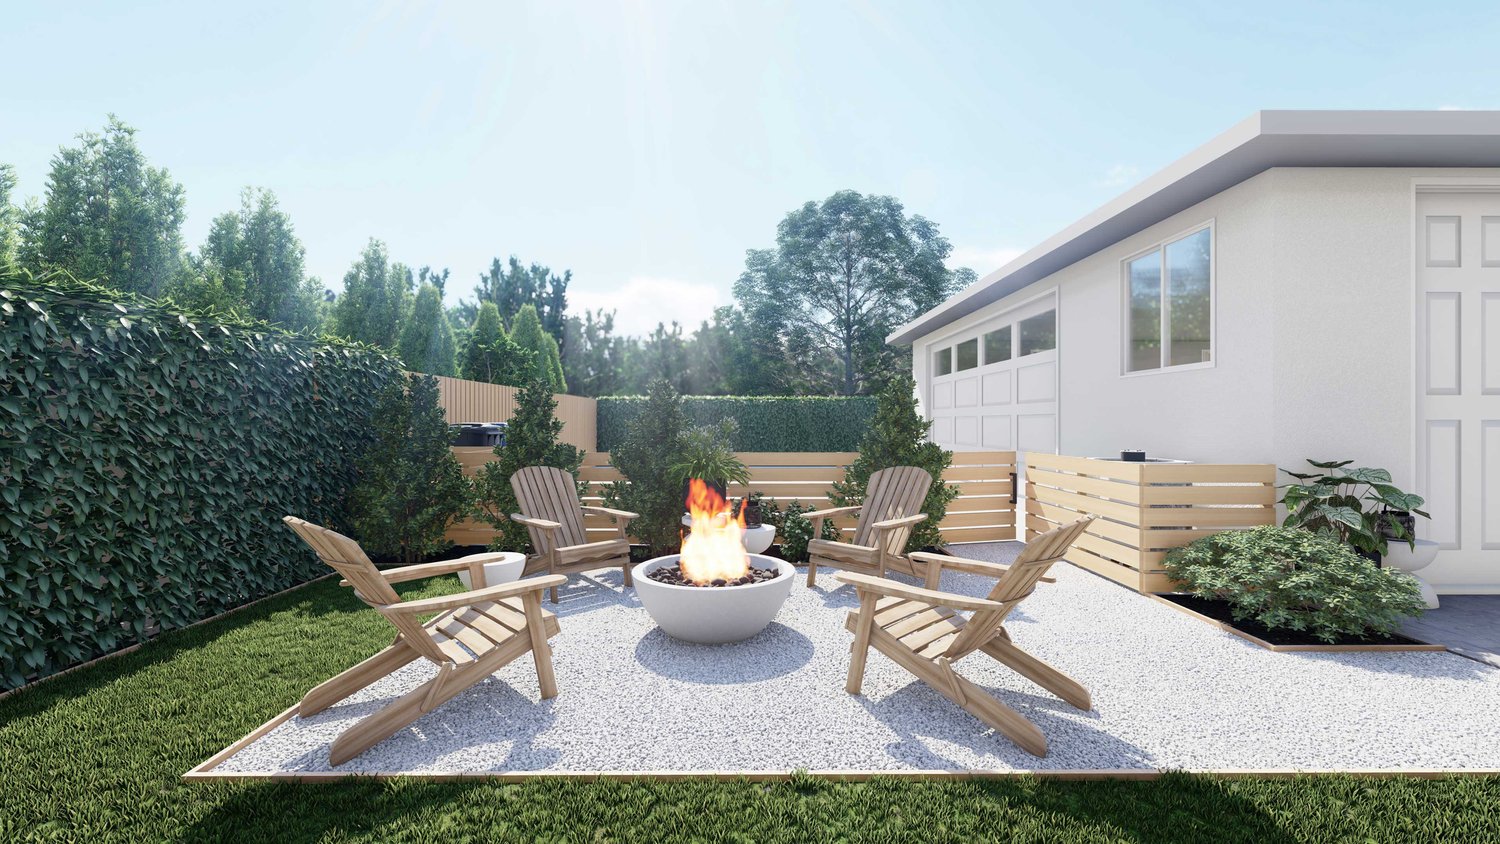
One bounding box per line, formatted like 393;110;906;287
214;542;1500;774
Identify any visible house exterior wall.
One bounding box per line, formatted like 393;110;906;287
911;166;1498;497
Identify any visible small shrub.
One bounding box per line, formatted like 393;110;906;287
604;379;686;553
1164;525;1425;642
349;374;473;565
474;378;585;552
830;371;957;552
770;500;841;562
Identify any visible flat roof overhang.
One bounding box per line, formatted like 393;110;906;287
888;109;1500;346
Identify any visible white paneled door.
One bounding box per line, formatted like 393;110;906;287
1416;190;1500;589
926;294;1058;456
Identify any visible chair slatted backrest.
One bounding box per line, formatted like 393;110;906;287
941;516;1094;661
283;516;451;665
851;466;934;555
510;466;589;555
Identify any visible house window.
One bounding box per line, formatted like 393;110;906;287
1018;309;1056;356
1124;225;1212;373
933;346;952;376
983;326;1011;364
955;338;979;371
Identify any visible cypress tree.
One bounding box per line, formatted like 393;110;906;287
474;378;585;552
461;301;532;385
510;303;566;392
397;283;457;376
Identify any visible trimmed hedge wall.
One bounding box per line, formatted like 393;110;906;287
597;396;876;452
0;273;403;689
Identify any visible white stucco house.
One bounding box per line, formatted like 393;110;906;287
890;110;1500;593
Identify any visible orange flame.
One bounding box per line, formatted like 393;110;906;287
680;479;750;584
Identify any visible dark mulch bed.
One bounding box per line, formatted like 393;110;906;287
1158;593;1428;647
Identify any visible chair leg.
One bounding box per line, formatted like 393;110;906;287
805;559;817;587
622;560;634;588
846;593;878;694
981;635;1091;711
299;642;419;717
522;593;558;699
328;634;533;766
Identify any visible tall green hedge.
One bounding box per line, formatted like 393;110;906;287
0;271;403;689
596;396;876;452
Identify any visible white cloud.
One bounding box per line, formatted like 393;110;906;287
570;276;725;338
1098;163;1141;188
947;246;1025;275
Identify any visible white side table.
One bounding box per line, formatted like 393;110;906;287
454;551;527;589
1384;539;1440;609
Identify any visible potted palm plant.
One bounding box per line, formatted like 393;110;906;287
670;420;751;502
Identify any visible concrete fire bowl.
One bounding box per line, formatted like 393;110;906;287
633;554;794;644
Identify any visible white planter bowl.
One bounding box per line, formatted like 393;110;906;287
633;554;794;644
1384;539;1441;610
454;551;526;589
680;515;778;555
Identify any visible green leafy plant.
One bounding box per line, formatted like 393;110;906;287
348;374;473;565
830;371;958;552
597;396;876;452
0;267;402;689
1279;460;1430;558
603;379;686;553
766;500;841;562
473;378;585;553
1164;526;1425;642
670;419;751;490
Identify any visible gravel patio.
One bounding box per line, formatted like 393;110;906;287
206;542;1500;777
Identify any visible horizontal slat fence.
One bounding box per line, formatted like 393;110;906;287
446;449;1018;547
429;374;597;452
1023;452;1276;593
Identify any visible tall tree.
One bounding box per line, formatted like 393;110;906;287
398;282;458;376
631;321;690;394
476;256;570;342
562;309;630;397
20;116;185;295
333;239;412;348
192;187;322;331
461;301;533;385
510;303;566;392
0;164;19;266
735;190;961;395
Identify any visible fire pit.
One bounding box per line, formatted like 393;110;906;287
634;480;794;644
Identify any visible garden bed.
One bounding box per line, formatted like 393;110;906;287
1151;593;1444;652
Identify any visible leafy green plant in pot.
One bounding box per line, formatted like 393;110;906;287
1279;459;1430;563
669;419;751;503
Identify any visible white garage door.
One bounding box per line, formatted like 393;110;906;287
1416;189;1500;589
927;294;1058;455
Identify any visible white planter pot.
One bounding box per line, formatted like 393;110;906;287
681;515;779;555
633;554;794;644
454;551;527;589
1383;539;1441;610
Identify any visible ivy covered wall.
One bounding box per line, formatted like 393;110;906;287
0;272;403;689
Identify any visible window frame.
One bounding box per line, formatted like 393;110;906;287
1119;220;1216;377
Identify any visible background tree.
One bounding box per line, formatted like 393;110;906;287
189;187;323;331
333;239;412;348
398;282;458;376
474;378;586;553
349;374;473;565
603;379;686;553
562;309;629;397
461;301;533;385
510;303;566;392
830;371;958;551
476;256;569;342
0;164;19;265
735;190;962;395
630;321;690;394
19;116;185;295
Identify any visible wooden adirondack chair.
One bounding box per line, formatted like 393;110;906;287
284;516;567;766
804;465;934;588
507;465;638;603
837;516;1095;757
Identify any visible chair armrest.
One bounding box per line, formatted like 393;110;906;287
870;513;927;531
361;553;514;586
382;575;568;616
908;551;1055;584
804;505;860;520
580;506;639;521
509;514;561;531
834;571;1003;612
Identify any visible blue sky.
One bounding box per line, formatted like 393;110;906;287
5;1;1498;335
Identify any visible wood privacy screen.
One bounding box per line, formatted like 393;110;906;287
1023;452;1276;593
428;374;597;453
446;450;1018;547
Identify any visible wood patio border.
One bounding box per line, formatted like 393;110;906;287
1146;592;1448;653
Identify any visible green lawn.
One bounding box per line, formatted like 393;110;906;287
2;576;1498;843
